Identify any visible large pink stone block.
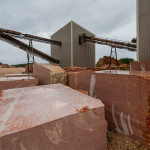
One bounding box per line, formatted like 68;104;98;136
89;72;150;147
68;70;92;91
0;84;107;150
33;63;67;85
130;60;150;71
0;76;39;93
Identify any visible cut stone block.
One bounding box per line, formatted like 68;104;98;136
68;70;92;91
0;84;107;150
5;74;32;77
89;72;150;147
130;60;150;71
33;63;67;85
0;76;39;93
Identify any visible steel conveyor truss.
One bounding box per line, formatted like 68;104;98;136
79;34;137;51
0;28;61;64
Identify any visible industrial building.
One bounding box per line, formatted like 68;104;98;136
51;21;95;68
137;0;150;61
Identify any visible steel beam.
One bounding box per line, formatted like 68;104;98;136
0;32;60;64
0;28;61;46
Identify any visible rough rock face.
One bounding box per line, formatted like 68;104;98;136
0;84;107;150
89;72;150;147
0;76;39;93
33;63;67;85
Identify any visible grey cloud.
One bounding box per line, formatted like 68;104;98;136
0;0;136;64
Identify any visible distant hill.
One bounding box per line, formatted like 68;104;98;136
12;63;33;67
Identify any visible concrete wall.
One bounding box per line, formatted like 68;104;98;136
51;21;95;68
72;22;95;67
51;22;71;67
137;0;150;61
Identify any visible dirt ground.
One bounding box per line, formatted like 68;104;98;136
107;130;149;150
0;68;25;77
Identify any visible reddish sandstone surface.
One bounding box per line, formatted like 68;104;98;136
0;84;107;150
130;60;150;71
33;63;67;85
0;76;39;93
67;69;150;147
89;72;150;147
67;70;92;91
63;66;86;72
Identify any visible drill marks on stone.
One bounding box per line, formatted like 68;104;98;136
112;103;133;136
120;112;129;135
127;114;133;135
20;142;27;150
140;63;145;71
112;103;121;133
45;122;63;145
89;74;96;97
0;90;24;132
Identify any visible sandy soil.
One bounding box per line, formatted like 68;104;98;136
107;130;149;150
0;68;25;77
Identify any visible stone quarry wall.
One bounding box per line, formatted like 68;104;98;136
89;73;150;146
33;63;67;85
0;84;107;150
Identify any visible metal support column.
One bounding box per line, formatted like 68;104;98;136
109;46;118;67
26;40;34;72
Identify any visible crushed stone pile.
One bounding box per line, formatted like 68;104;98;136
107;130;149;150
96;56;121;67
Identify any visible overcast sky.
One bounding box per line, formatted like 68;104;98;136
0;0;136;65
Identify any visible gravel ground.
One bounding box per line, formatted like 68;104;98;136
107;130;149;150
0;68;25;77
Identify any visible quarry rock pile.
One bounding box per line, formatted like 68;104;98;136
96;56;121;67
